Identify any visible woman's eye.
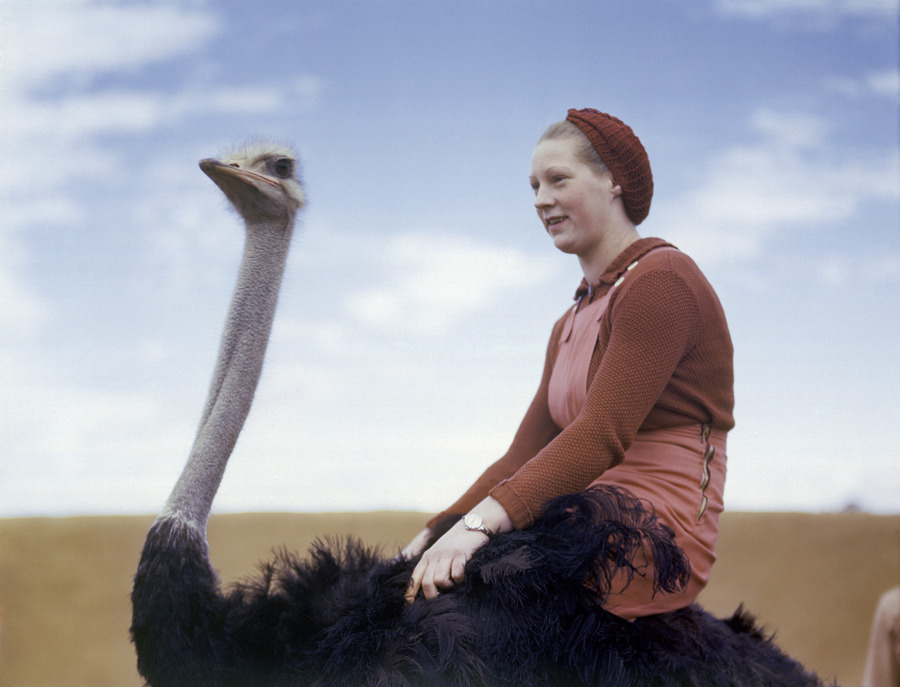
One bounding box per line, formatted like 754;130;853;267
273;158;293;178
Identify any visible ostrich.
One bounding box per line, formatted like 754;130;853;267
132;143;828;687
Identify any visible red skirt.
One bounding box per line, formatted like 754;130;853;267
591;424;727;619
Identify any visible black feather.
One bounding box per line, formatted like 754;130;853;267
132;486;830;686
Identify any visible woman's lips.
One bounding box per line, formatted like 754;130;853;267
546;215;567;231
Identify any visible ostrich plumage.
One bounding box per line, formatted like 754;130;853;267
131;144;829;687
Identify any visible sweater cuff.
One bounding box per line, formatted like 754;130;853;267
489;480;535;529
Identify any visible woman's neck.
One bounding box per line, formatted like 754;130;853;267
578;225;640;284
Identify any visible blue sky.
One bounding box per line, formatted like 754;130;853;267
1;0;897;517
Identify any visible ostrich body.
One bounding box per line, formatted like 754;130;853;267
132;144;827;686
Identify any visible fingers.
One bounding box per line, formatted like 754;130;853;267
405;552;468;603
406;524;490;603
405;561;424;603
405;554;436;602
450;556;467;586
421;564;440;601
428;554;465;598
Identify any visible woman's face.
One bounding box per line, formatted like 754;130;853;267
529;137;621;260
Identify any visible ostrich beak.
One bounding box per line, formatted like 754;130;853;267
199;159;281;189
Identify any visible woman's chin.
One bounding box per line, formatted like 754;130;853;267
550;235;578;255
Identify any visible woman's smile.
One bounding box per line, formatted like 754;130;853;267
545;214;569;231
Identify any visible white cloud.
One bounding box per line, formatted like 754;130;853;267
866;69;900;97
1;0;221;89
765;252;900;288
0;269;50;338
0;1;323;348
824;68;900;99
0;0;322;200
0;0;221;349
868;254;900;283
344;232;560;335
747;108;831;150
6;77;321;151
0;378;196;515
208;77;324;114
714;0;898;18
662;107;900;264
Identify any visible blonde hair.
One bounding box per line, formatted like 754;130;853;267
538;120;610;177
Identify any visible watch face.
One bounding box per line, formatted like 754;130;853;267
465;513;483;529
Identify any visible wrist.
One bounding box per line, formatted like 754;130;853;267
462;512;490;535
464;497;513;536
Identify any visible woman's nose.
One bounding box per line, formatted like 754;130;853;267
533;185;553;209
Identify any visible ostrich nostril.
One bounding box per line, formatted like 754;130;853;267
229;163;240;168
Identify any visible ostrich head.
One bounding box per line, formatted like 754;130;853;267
200;143;305;225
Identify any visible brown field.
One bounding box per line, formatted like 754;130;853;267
0;510;897;687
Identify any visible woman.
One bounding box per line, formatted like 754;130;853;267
405;108;734;620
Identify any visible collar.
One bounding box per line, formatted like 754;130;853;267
574;237;675;302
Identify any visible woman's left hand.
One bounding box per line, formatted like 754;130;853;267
405;521;486;601
405;497;513;602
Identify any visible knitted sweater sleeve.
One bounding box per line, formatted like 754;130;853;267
490;268;701;528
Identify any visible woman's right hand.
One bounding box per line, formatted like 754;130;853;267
400;527;433;560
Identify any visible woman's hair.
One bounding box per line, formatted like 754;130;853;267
537;120;610;177
547;109;654;225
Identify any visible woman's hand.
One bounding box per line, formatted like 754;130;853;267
405;497;513;602
405;521;486;601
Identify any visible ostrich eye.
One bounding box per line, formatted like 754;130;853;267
273;158;293;178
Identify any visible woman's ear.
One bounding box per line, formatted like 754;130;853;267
610;180;624;198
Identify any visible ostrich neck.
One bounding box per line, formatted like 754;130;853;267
161;219;293;532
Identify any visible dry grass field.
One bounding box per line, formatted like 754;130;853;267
0;509;897;687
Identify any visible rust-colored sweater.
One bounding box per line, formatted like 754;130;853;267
429;237;734;531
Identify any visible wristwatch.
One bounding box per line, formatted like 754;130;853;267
463;513;489;535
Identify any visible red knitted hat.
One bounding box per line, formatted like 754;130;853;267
565;108;653;225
